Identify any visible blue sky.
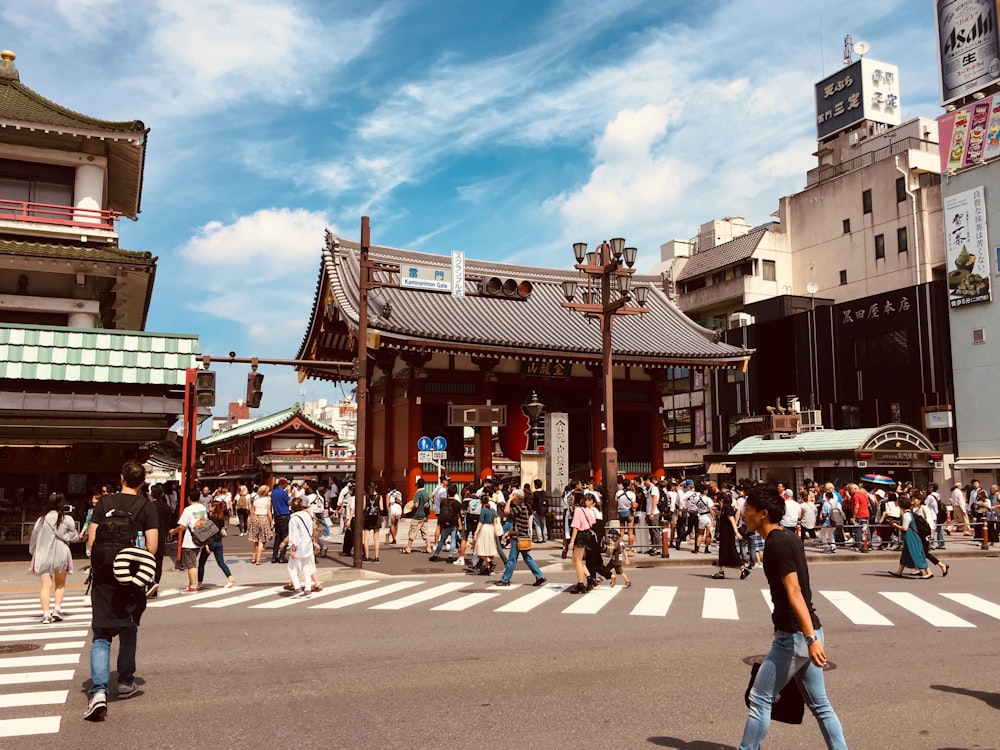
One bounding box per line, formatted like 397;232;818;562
1;0;941;414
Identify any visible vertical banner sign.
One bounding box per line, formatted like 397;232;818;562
944;185;993;307
451;251;465;297
544;412;569;498
935;0;1000;105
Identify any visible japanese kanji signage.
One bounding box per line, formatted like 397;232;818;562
944;185;992;308
839;290;914;325
815;58;901;141
937;93;1000;173
520;360;571;379
935;0;1000;106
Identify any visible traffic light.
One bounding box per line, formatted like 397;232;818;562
246;370;264;408
195;369;216;407
481;277;533;299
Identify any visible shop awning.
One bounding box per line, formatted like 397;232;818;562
706;463;733;474
953;457;1000;470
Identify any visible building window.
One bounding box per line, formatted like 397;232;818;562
663;407;692;446
686;277;705;291
841;404;861;428
855;329;909;368
762;260;776;281
897;226;908;253
862;188;872;214
712;270;726;284
839;269;848;285
663;368;692;395
843;218;851;234
875;233;885;260
896;177;906;203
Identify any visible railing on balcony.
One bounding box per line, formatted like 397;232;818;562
808;137;934;186
0;199;120;231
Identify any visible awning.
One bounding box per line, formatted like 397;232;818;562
953;457;1000;470
706;463;733;474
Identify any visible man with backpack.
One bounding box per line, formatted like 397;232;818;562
429;483;463;562
84;460;159;722
170;488;209;593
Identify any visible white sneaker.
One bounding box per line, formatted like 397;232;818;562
40;611;52;624
452;558;465;566
84;691;107;721
52;608;66;622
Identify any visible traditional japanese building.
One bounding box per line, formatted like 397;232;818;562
0;50;195;542
295;231;752;498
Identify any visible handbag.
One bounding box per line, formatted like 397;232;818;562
744;661;805;724
516;537;532;551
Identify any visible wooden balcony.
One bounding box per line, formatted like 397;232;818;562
0;199;120;232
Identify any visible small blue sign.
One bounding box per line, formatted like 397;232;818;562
432;435;448;451
417;436;432;451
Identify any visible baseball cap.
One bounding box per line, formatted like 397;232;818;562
277;477;288;485
608;529;621;537
874;489;886;498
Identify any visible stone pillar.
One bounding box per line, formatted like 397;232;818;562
544;412;569;496
74;164;104;224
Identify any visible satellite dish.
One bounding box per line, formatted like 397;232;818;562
806;281;819;295
853;41;870;57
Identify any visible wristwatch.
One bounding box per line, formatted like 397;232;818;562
804;634;819;645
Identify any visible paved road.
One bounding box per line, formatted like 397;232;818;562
3;556;999;749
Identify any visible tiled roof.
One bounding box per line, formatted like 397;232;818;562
201;405;338;445
728;427;883;456
0;238;154;265
0;324;199;385
0;76;145;134
298;235;753;368
676;228;768;282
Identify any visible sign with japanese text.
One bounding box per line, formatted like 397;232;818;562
935;0;1000;105
400;263;452;292
451;251;465;297
839;290;915;325
937;92;1000;173
544;412;569;496
520;360;571;379
815;58;901;141
944;185;992;308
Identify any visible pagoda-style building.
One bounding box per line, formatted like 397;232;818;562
0;50;196;541
296;230;752;499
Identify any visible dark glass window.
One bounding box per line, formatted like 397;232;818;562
897;226;908;253
839;269;848;285
896;177;906;203
854;330;908;368
843;218;851;234
862;189;872;214
875;233;885;260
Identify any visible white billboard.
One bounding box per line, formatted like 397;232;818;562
935;0;1000;105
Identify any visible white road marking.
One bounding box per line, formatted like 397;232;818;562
194;586;287;608
629;586;677;617
0;620;89;633
0;690;68;708
430;585;521;611
702;588;739;620
0;670;75;686
309;581;423;609
940;593;1000;620
562;585;621;614
880;592;975;627
0;716;61;737
0;629;88;643
251;580;376;609
0;597;90;608
760;589;774;613
0;653;80;669
370;582;469;610
494;584;568;613
147;586;250;607
43;641;86;651
818;591;894;626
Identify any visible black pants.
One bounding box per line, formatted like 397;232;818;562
272;514;289;562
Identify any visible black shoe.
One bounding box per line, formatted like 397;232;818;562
492;580;511;587
428;555;440;562
712;571;725;579
740;567;752;580
478;568;491;576
270;559;280;564
532;577;547;587
691;548;698;553
566;583;586;594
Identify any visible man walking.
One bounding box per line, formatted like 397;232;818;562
404;478;433;554
84;460;159;721
492;489;546;587
739;486;847;749
270;478;291;564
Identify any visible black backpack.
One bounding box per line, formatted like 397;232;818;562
93;495;146;554
910;510;931;539
438;499;457;526
930;493;947;525
364;494;380;519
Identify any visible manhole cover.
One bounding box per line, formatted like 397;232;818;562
0;643;41;654
411;567;448;574
743;653;836;671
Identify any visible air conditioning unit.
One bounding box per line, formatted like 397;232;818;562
848;131;866;147
728;312;752;329
799;410;824;431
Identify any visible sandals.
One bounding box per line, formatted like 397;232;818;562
400;550;411;554
888;571;904;578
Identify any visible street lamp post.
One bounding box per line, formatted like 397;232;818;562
560;238;649;512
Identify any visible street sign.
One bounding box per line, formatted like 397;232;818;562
431;450;447;460
432;436;447;451
417;436;432;451
417;450;433;463
451;251;465;297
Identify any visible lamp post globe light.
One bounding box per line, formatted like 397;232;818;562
560;238;650;513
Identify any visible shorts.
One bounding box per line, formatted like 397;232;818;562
408;518;429;541
697;514;713;530
363;516;381;531
180;547;200;570
609;562;624;575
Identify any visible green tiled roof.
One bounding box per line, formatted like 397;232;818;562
0;238;154;265
0;75;146;134
0;323;199;385
202;405;338;445
729;428;881;456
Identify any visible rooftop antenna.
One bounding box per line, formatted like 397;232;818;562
843;34;853;66
853;39;870;59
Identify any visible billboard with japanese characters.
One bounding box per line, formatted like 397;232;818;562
815;58;901;141
937;93;1000;173
935;0;1000;106
944;185;992;307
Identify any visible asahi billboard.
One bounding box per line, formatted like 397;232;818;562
936;0;1000;105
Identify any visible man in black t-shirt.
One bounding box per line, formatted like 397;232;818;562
84;460;159;722
738;486;847;750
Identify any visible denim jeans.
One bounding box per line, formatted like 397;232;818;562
739;628;847;750
198;539;232;582
500;542;544;582
433;525;458;557
89;625;137;695
531;512;548;541
852;517;868;547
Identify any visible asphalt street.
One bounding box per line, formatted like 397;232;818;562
2;547;999;750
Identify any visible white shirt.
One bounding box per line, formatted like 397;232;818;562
178;502;208;549
645;484;660;517
288;510;315;558
780;499;801;528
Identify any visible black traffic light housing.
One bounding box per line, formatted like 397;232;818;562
195;369;216;407
246;370;264;408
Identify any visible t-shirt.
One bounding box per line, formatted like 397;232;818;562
616;490;635;514
411;488;430;520
763;528;821;633
645;484;660;516
178;502;208;549
271;487;291;515
509;501;531;538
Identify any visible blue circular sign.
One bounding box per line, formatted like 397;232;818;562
417;436;432;451
432;435;448;451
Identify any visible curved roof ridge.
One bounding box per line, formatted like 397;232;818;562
0;76;146;134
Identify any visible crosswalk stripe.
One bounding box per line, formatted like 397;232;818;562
370;582;470;610
0;629;88;643
0;620;88;633
194;586;286;608
0;670;75;686
0;654;80;669
251;580;376;609
703;588;739;620
44;641;86;651
494;584;568;613
0;690;68;708
819;591;894;626
309;581;423;610
880;592;975;627
0;597;90;608
630;585;677;616
430;591;503;611
0;716;61;737
760;589;773;613
562;585;621;614
0;608;91;619
940;593;1000;620
147;586;250;607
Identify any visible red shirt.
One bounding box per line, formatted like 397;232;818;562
852;491;870;519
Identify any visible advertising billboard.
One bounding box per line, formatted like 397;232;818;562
935;0;1000;105
944;185;992;308
815;58;901;141
937;92;1000;172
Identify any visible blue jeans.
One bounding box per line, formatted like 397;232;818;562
739;629;847;750
852;518;868;548
500;541;544;582
89;625;137;695
433;525;458;557
198;540;232;582
532;512;548;541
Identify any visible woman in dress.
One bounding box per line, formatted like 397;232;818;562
473;497;499;575
712;492;750;579
247;484;273;565
279;497;317;597
362;481;385;563
196;499;236;588
889;495;932;579
29;492;79;623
